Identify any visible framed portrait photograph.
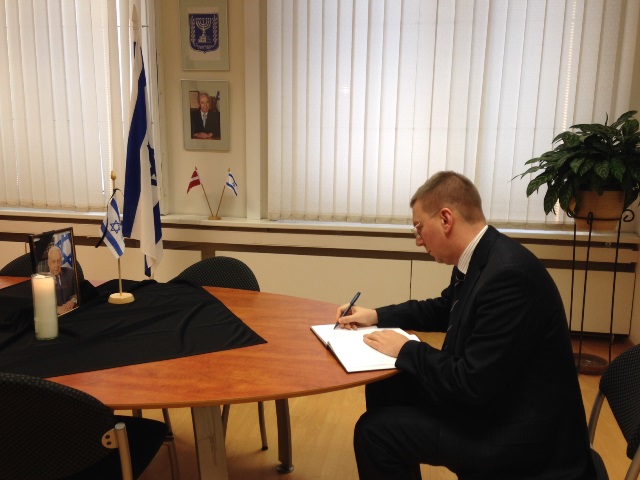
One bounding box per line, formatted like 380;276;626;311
28;228;81;315
182;80;230;151
180;0;229;71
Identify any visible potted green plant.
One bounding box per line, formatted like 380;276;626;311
518;110;640;230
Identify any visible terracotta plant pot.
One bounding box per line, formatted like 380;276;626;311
569;190;625;232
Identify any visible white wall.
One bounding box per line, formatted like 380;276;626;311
0;229;635;336
74;245;200;284
221;251;412;308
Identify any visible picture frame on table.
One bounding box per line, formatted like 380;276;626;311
180;0;229;71
182;80;230;151
28;227;81;315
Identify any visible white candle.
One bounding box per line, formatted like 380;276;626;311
31;273;58;340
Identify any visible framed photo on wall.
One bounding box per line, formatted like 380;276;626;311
180;0;229;71
28;227;81;315
182;80;230;151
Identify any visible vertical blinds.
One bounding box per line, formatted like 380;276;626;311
0;0;145;212
267;0;639;227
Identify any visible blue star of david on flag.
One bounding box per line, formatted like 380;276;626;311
99;194;125;258
110;217;122;235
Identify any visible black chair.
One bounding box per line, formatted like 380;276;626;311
0;252;85;281
0;372;167;480
171;256;271;450
0;253;179;478
172;255;260;292
588;344;640;480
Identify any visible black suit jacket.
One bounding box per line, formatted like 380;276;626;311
190;109;221;139
376;226;595;479
53;267;76;306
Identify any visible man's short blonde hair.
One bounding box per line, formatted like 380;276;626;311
410;171;485;224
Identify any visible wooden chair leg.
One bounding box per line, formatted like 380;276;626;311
221;404;230;437
258;401;268;450
164;436;180;480
162;408;174;435
222;403;268;451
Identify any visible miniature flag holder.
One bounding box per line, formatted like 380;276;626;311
211;168;238;220
109;276;134;304
98;171;134;304
187;167;238;221
188;166;219;219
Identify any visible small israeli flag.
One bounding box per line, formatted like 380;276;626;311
100;196;125;258
226;172;238;196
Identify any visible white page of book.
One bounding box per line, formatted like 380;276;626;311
311;324;419;373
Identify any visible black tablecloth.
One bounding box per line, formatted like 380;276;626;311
0;279;266;378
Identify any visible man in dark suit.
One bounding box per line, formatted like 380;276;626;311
337;171;596;479
47;246;77;315
190;92;221;140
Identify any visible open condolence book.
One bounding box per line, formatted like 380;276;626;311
311;324;419;373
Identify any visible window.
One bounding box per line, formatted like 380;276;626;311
0;0;157;212
267;0;639;227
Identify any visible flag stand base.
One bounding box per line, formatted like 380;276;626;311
108;292;135;304
208;215;222;220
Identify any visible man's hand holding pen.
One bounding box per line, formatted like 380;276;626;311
335;300;409;357
334;303;378;330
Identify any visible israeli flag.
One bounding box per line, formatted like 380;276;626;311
54;232;74;268
122;5;163;277
226;172;238;196
100;196;125;258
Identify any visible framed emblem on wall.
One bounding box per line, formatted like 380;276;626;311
180;0;229;71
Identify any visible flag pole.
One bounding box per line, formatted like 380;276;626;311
108;171;134;305
114;172;124;296
195;167;217;220
213;168;231;220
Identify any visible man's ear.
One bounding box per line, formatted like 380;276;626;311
440;208;454;232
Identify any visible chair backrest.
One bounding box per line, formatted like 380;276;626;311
0;372;117;480
0;253;34;276
0;252;85;281
600;344;640;460
172;256;260;291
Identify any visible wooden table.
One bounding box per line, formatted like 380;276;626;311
1;277;396;479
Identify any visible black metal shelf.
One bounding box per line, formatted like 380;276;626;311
568;209;635;374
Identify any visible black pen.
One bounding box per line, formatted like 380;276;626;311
334;292;361;329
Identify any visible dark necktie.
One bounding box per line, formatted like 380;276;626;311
55;275;63;303
450;267;465;312
443;267;465;351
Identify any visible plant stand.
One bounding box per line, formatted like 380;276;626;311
568;209;634;375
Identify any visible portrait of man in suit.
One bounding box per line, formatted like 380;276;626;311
46;246;78;315
30;228;81;316
190;91;221;140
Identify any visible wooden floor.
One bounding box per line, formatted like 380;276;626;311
136;333;632;480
